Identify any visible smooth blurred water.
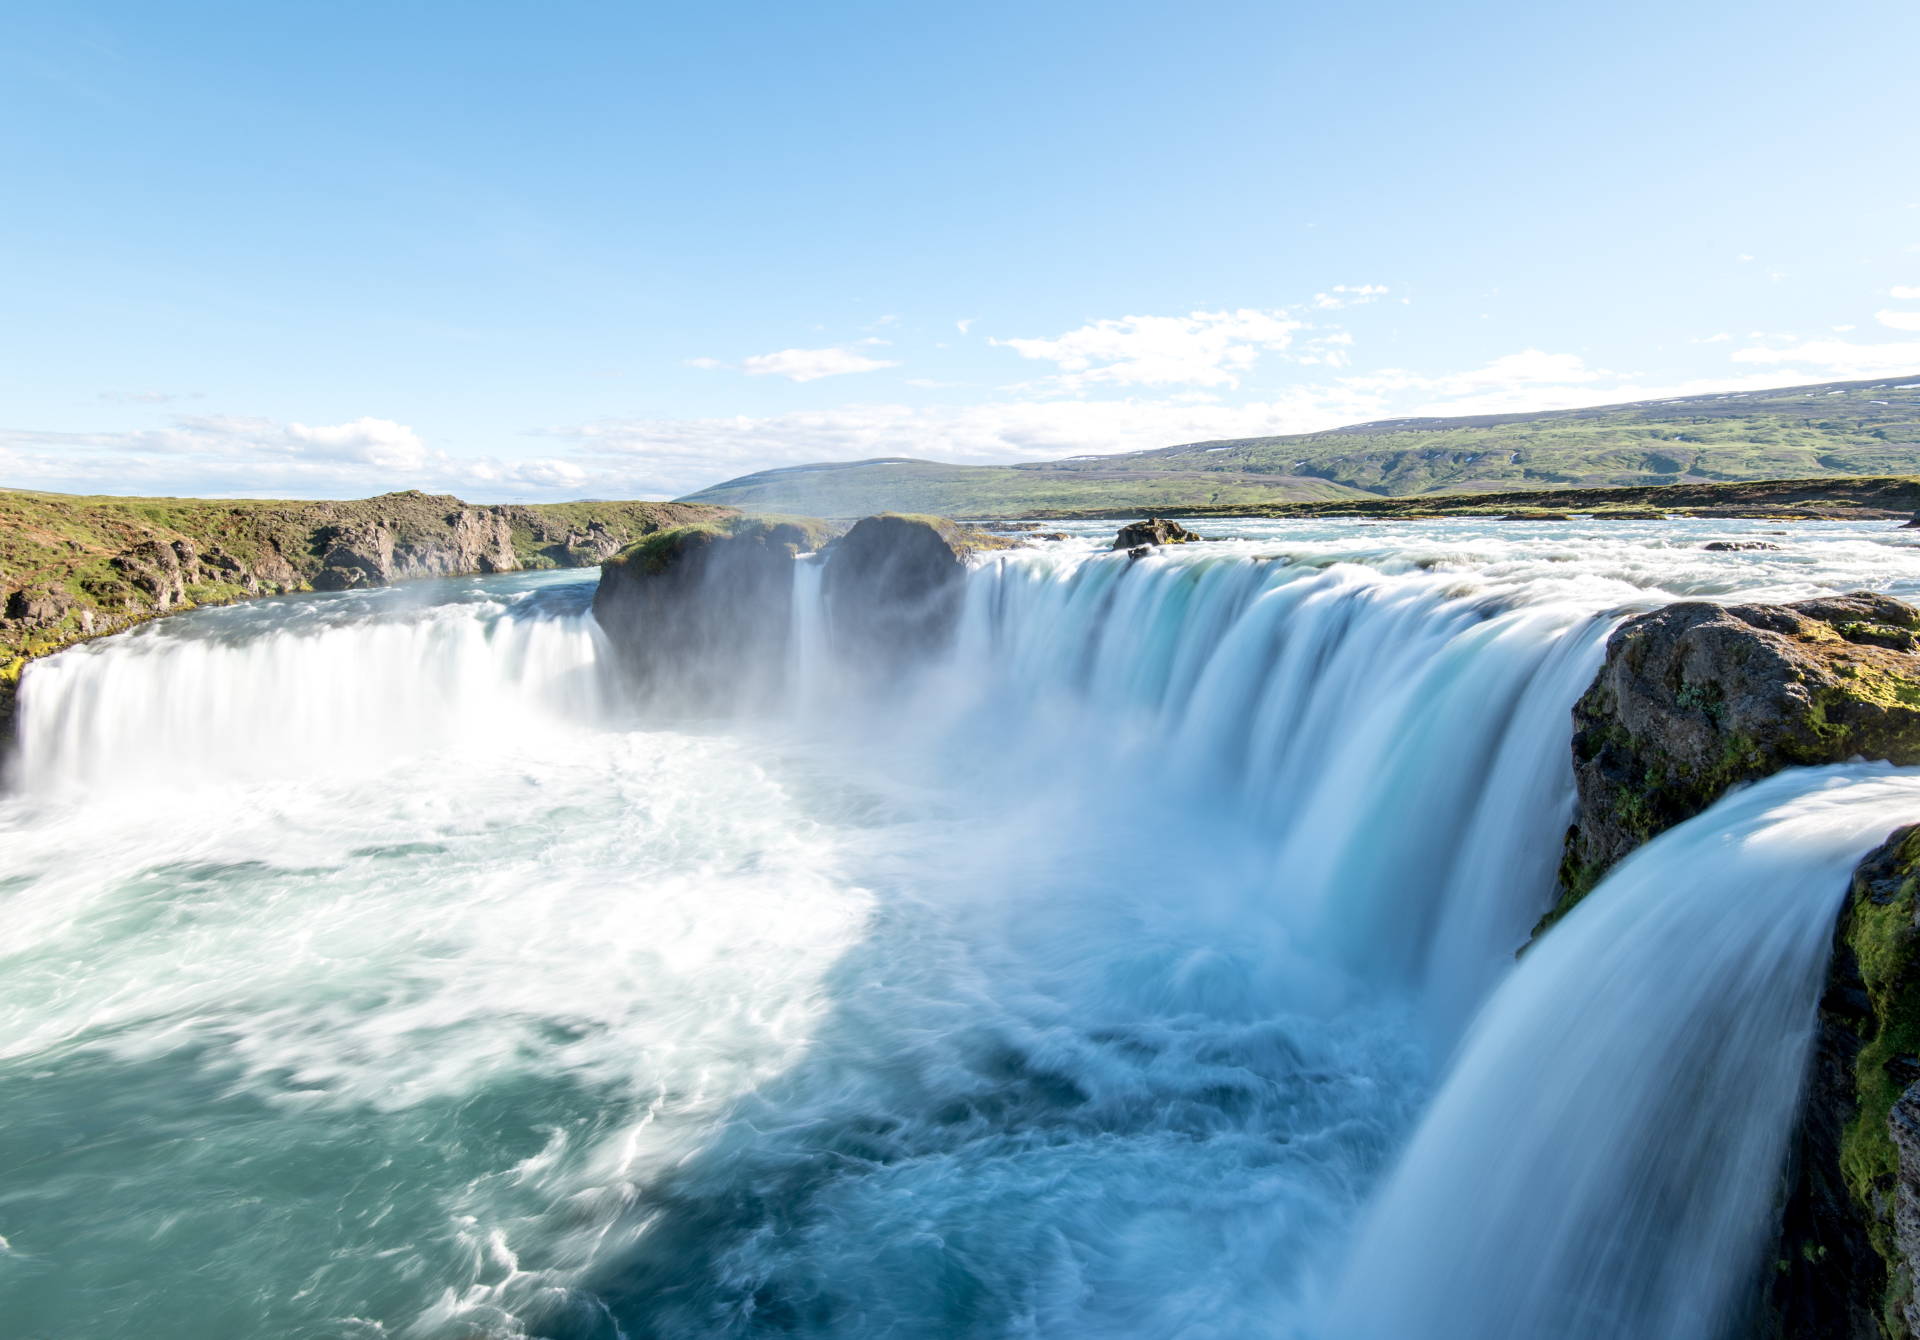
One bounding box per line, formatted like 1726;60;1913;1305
4;517;1919;1339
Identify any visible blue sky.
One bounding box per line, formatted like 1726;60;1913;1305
5;0;1919;501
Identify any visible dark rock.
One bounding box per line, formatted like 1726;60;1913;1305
592;515;833;711
1546;594;1920;929
822;514;1014;676
1113;518;1200;550
4;589;72;623
1706;541;1783;552
111;538;187;609
313;522;395;590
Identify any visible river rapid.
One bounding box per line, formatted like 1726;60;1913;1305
6;516;1920;1340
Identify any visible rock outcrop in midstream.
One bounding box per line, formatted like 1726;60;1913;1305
1112;517;1201;551
591;512;1021;709
822;514;1018;676
1534;592;1920;1337
591;515;836;711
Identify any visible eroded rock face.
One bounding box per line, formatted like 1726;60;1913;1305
1557;594;1920;910
314;508;518;590
592;516;833;711
1112;518;1200;549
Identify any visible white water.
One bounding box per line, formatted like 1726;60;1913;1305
1331;766;1920;1340
3;518;1919;1339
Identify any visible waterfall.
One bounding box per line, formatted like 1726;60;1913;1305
1327;766;1920;1340
11;574;616;791
6;528;1916;1340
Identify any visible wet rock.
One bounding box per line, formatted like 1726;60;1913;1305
1705;541;1782;551
1113;518;1200;549
593;515;834;711
822;514;1015;676
1767;827;1920;1338
1550;593;1920;924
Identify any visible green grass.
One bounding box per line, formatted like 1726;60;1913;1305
680;374;1920;517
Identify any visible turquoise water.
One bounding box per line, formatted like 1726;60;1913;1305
5;518;1919;1339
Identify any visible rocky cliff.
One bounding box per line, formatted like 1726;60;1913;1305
1537;592;1920;1336
821;514;1018;677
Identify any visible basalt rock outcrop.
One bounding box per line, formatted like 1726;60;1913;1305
1113;517;1201;550
310;504;519;590
1545;593;1920;930
592;515;835;711
591;512;1020;708
822;514;1018;676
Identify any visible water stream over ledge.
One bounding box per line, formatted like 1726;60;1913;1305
5;516;1920;1339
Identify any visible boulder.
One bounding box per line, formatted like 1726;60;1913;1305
1549;593;1920;923
592;515;833;711
821;514;1016;676
1112;518;1200;550
1704;541;1781;552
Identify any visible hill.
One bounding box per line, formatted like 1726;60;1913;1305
679;373;1920;517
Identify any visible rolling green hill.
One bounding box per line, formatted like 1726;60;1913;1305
681;373;1920;517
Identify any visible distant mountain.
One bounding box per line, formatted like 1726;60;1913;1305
679;373;1920;517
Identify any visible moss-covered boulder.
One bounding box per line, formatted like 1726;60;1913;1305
1544;593;1920;930
591;514;833;710
821;514;1017;676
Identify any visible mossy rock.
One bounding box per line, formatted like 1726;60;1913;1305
1538;593;1920;936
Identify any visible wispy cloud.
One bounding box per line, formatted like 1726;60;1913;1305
1876;310;1920;332
1732;337;1920;375
1310;284;1389;310
739;344;900;382
995;309;1304;389
1892;286;1920;299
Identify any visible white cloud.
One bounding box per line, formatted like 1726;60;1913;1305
995;309;1304;389
739;344;900;382
1732;337;1920;376
1892;286;1920;299
1312;284;1389;310
957;318;976;334
1834;325;1857;332
684;357;724;370
1699;333;1732;342
1877;310;1920;332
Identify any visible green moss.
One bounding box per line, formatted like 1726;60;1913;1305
1838;827;1920;1317
605;513;837;577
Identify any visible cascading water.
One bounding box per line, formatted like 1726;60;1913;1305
3;517;1918;1340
